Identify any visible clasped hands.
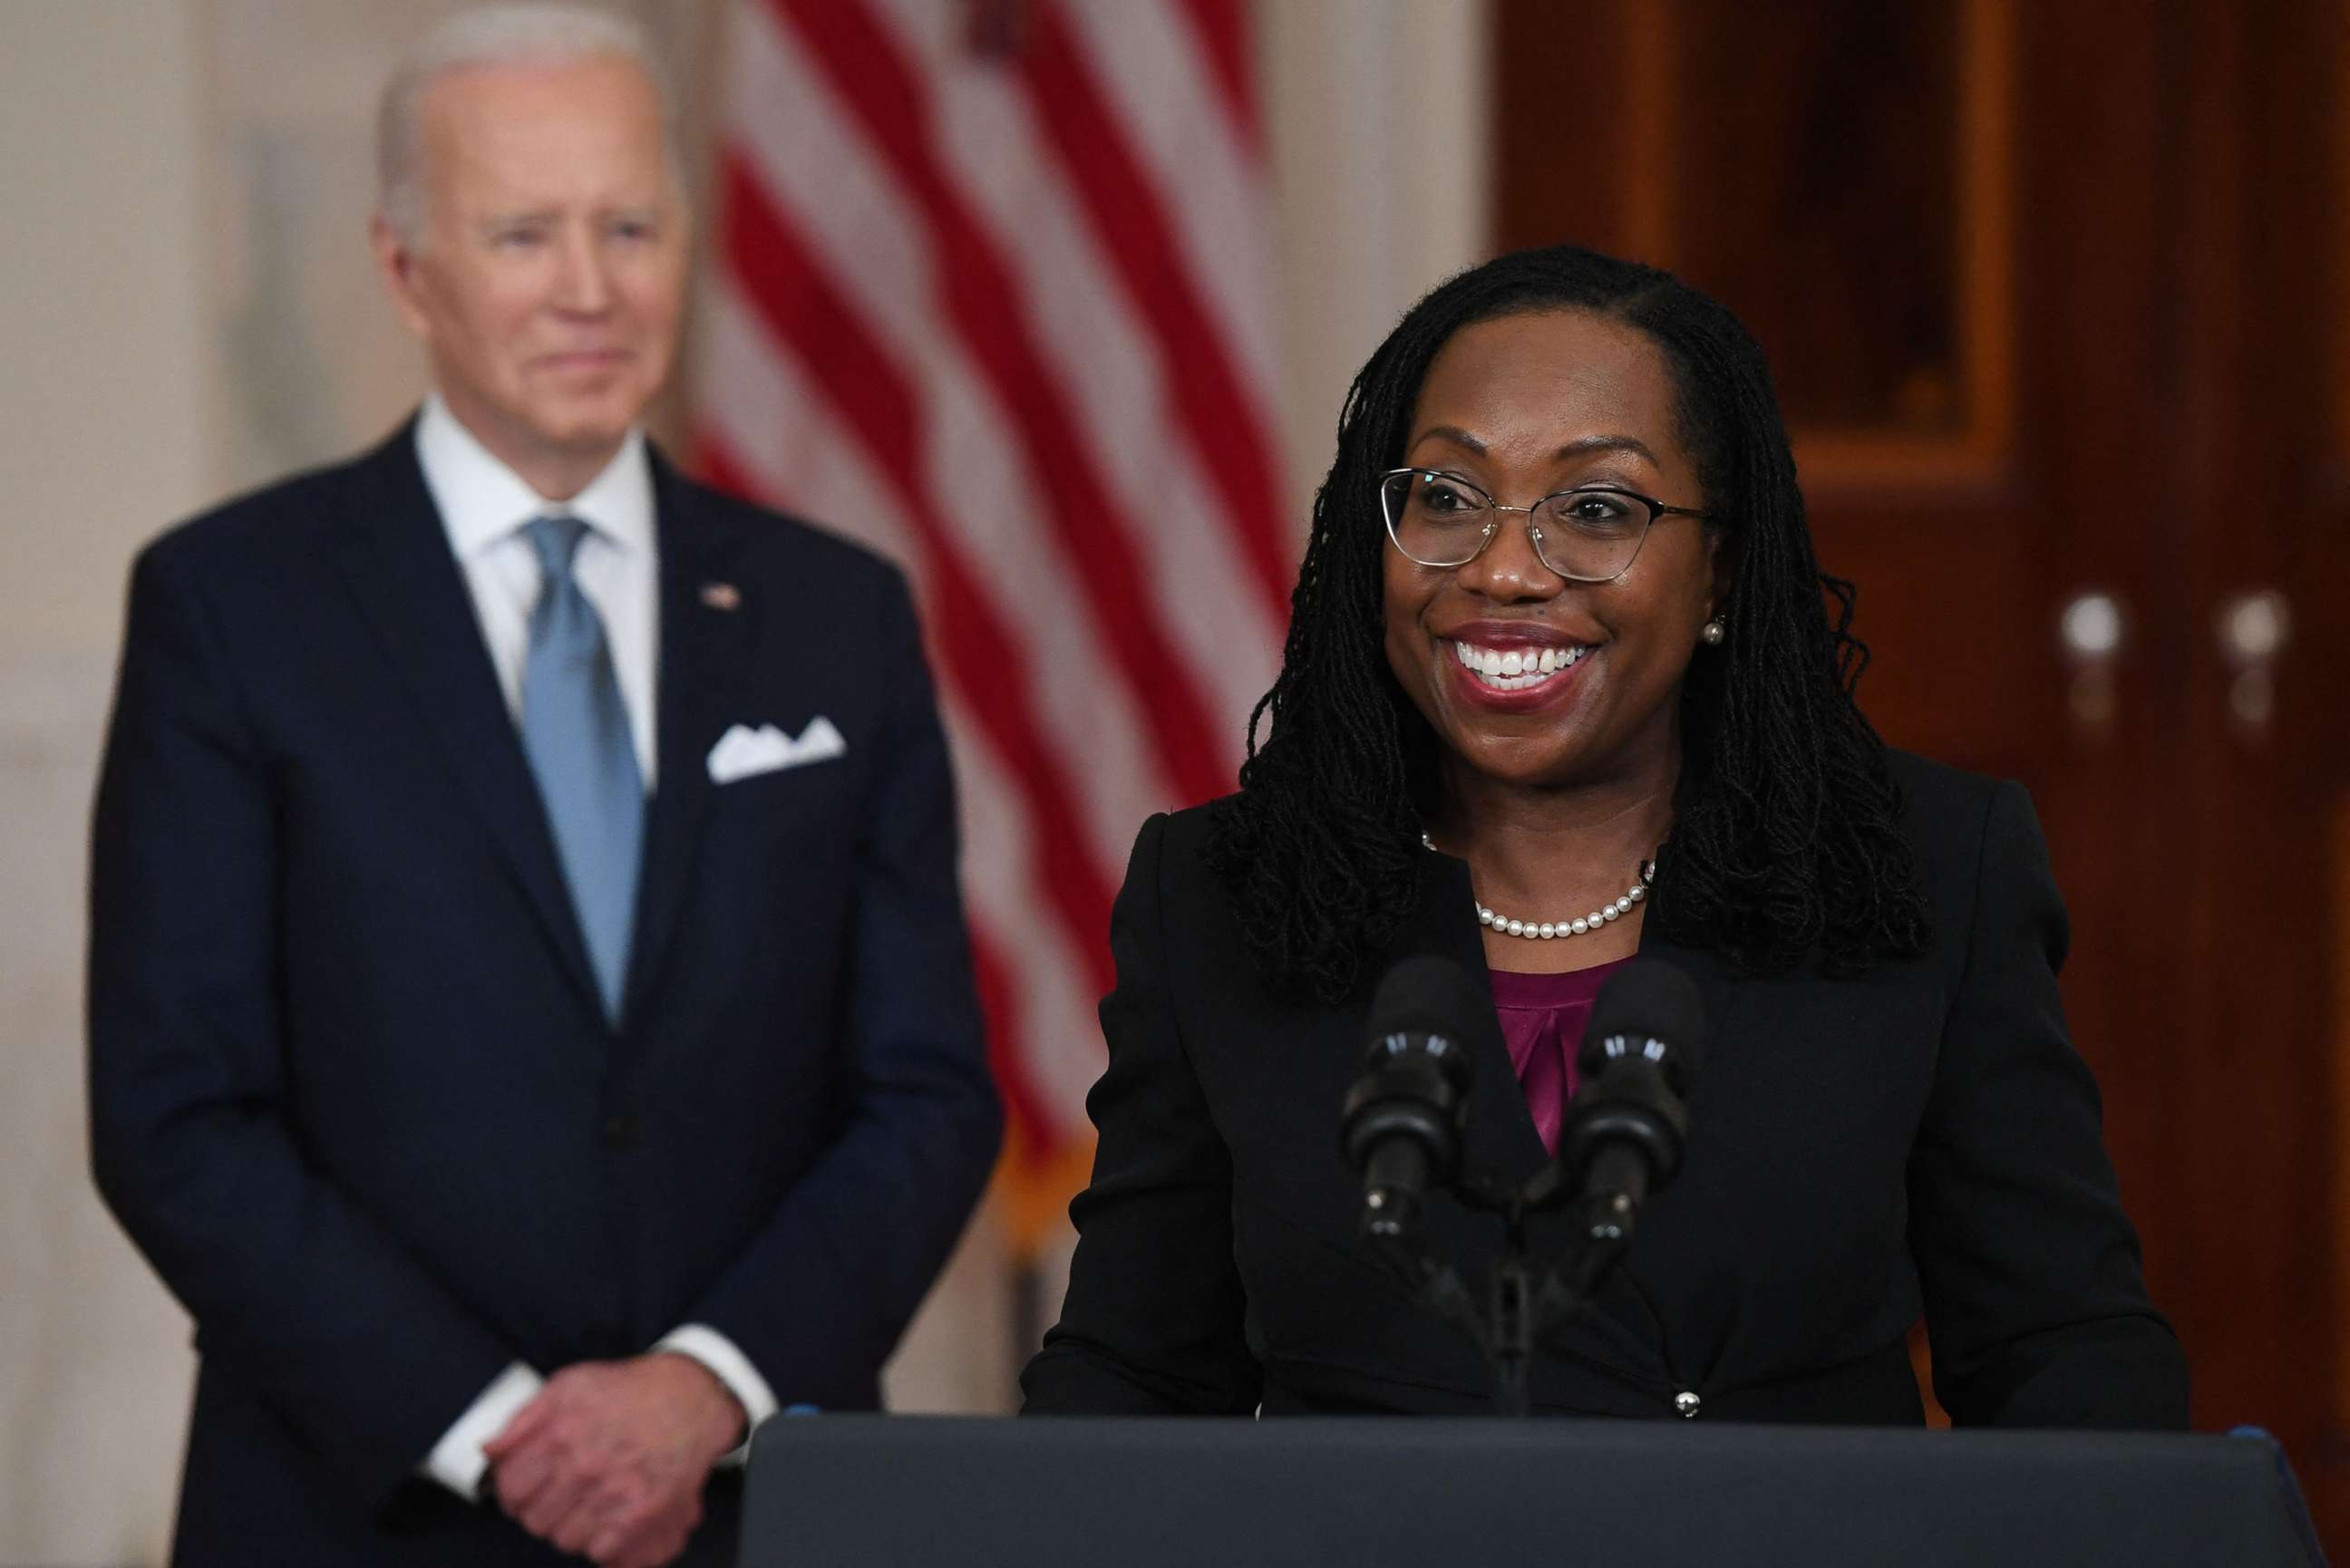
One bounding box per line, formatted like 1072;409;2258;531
483;1352;746;1568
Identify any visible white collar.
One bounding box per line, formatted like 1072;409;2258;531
414;392;655;559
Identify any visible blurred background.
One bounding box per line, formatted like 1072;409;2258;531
1;1;2344;1563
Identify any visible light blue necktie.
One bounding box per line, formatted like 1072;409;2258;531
520;515;645;1023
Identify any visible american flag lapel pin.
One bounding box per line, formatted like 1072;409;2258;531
700;582;742;612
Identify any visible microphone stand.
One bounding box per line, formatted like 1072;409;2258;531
1364;1166;1638;1418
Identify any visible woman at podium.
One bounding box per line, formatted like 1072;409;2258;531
1020;246;2189;1428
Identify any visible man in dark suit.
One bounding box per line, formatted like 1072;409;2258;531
87;7;999;1564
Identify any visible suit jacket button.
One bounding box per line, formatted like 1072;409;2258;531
1674;1389;1701;1418
601;1113;644;1151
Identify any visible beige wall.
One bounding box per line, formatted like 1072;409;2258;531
1;5;215;1563
1;6;216;667
1263;0;1491;524
0;2;1489;1561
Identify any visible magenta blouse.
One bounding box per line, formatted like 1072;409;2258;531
1489;957;1633;1156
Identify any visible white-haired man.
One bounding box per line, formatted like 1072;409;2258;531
89;7;999;1565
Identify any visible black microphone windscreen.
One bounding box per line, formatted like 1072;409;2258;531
1580;960;1708;1080
1365;955;1486;1078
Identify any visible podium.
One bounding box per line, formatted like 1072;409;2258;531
742;1415;2323;1568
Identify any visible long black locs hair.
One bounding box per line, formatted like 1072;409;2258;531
1203;244;1934;1005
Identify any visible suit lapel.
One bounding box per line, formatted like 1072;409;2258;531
619;454;752;1028
1390;847;1743;1187
1390;851;1555;1187
331;423;605;1016
1632;920;1740;1109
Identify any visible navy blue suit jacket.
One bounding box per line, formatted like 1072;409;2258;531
89;421;1001;1565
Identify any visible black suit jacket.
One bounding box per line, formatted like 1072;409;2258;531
89;422;1002;1565
1023;753;2187;1428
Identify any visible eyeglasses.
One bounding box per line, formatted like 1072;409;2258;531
1377;468;1710;584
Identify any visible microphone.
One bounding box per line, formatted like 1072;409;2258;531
1341;955;1481;1239
1561;961;1707;1218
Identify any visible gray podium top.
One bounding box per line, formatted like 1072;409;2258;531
743;1415;2318;1568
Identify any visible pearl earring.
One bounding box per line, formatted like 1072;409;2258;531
1700;618;1725;645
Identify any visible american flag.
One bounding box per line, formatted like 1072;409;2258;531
693;0;1289;1251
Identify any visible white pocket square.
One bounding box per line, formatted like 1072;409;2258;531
706;717;847;784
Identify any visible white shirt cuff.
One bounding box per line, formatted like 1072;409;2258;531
655;1323;778;1466
421;1360;544;1501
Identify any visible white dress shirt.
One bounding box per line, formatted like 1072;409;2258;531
415;392;661;787
411;395;779;1498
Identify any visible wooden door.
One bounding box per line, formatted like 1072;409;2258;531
1496;0;2350;1541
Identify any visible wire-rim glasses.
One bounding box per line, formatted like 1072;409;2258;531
1377;468;1710;585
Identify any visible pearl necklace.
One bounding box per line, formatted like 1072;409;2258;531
1420;833;1656;941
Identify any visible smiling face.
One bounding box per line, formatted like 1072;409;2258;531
1382;307;1728;799
373;53;685;499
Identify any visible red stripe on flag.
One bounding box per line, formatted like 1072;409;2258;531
966;924;1065;1167
772;0;1235;809
1018;1;1293;627
690;426;761;506
715;153;1117;1002
1170;0;1262;155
